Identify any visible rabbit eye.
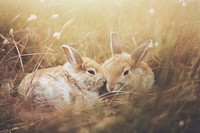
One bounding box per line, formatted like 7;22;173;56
87;70;95;75
123;70;129;76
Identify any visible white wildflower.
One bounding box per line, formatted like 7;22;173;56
39;0;45;4
3;39;9;44
2;49;5;52
148;40;154;48
53;32;61;40
9;29;14;37
51;14;59;19
179;120;184;127
182;2;186;7
179;0;186;7
149;8;156;15
27;14;38;22
154;42;159;47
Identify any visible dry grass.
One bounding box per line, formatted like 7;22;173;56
0;0;200;133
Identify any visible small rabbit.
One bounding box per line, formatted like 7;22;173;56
102;33;154;93
18;45;105;110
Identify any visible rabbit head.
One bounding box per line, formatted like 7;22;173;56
62;45;105;92
102;33;154;92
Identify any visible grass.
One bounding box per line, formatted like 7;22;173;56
0;0;200;133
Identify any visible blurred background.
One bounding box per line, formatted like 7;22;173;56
0;0;199;133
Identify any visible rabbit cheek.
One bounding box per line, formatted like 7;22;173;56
123;75;132;84
84;78;96;91
113;83;122;91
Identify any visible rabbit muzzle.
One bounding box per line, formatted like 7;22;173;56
84;78;105;91
106;82;124;92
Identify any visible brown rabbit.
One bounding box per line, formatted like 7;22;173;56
18;45;105;110
102;33;154;93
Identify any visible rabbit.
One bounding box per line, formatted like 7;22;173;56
18;45;105;110
102;33;154;93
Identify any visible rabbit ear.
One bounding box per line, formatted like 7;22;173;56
62;45;83;66
131;39;152;65
110;32;122;55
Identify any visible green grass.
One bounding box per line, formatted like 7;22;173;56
0;0;200;133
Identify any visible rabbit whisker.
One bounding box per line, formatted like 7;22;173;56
109;83;128;103
99;91;130;100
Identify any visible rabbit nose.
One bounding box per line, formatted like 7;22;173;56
107;83;123;91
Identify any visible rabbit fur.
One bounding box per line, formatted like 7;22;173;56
102;33;154;93
18;45;105;110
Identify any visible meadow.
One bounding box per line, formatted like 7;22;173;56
0;0;200;133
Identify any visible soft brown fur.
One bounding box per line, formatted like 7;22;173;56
18;45;105;111
102;33;154;93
